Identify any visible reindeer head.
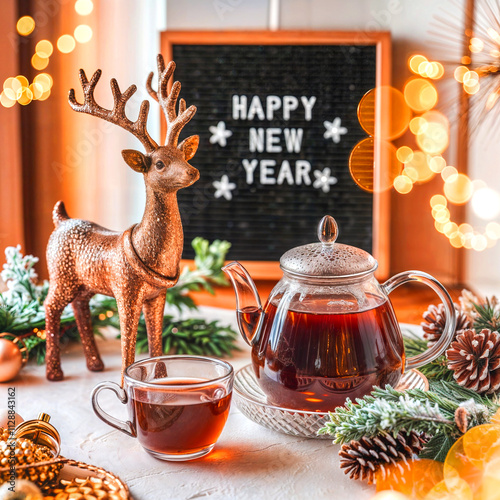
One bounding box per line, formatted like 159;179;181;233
68;55;199;194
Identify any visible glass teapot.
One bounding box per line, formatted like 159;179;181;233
223;215;456;412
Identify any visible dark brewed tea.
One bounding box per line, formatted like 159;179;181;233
245;299;404;411
131;378;232;456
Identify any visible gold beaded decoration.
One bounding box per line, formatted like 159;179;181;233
44;476;127;500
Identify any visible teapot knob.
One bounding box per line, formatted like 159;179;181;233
317;215;338;245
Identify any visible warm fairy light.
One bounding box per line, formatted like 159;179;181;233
57;34;76;53
396;146;413;163
409;54;428;74
464;81;480;95
429;155;446;173
471;187;500;220
416;121;449;155
443;222;459;237
31;53;49;70
35;40;53;57
75;0;94;16
434;207;450;223
470;37;484;53
430;194;447;208
74;24;93;43
441;166;458;182
449;233;464;248
454;66;469;83
29;82;43;100
435;220;446;233
0;91;16;108
34;73;53;91
16;16;35;36
404;78;438;112
444;173;473;204
37;88;51;101
461;55;472;65
15;75;29;89
409;116;427;135
17;87;33;106
98;313;106;321
106;310;114;318
393;175;413;194
404;151;434;183
486;222;500;239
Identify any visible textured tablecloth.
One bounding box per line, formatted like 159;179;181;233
2;306;376;500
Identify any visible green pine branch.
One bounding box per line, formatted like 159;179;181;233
473;298;500;332
318;381;497;461
402;330;454;381
0;238;238;362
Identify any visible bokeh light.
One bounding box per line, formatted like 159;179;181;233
470;37;484;53
441;166;458;182
31;53;49;71
486;222;500;240
16;16;35;36
396;146;413;163
404;78;438;112
471;187;500;220
29;82;43;100
409;116;427;135
430;194;447;208
75;0;94;15
416;112;449;155
358;86;411;140
0;91;16;108
34;73;53;92
393;175;413;194
74;24;93;43
57;34;76;54
349;137;402;192
35;40;53;58
17;86;33;106
444;173;473;204
409;55;428;74
404;151;434;183
429;155;446;173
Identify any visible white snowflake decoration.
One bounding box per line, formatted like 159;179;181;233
213;175;236;200
313;168;338;193
209;121;233;147
323;117;348;144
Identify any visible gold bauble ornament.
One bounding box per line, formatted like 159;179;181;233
0;334;28;382
0;479;43;499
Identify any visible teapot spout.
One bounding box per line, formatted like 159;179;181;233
222;261;264;346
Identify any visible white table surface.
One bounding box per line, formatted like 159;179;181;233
2;306;376;500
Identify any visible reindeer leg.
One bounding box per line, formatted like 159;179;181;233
143;291;167;379
116;294;143;386
44;286;77;381
72;294;104;372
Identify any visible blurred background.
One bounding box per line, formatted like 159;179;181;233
1;0;499;295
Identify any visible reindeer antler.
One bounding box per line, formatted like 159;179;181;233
69;69;158;153
146;54;197;147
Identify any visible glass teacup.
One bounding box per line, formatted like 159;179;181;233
91;355;234;461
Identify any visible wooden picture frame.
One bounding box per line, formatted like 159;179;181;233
161;30;391;279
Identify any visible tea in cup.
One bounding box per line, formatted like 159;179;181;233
91;356;234;461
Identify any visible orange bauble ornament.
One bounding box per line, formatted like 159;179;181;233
0;334;28;382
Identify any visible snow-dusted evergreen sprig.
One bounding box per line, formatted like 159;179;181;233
318;381;498;445
1;245;46;305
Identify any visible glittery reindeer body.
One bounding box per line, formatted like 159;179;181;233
44;55;199;382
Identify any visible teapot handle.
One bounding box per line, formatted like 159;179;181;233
382;270;457;371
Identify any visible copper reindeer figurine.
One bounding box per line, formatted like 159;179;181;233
44;55;199;382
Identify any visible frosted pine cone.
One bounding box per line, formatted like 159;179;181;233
339;431;427;484
421;303;472;348
447;329;500;394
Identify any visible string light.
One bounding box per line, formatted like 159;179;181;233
74;24;93;43
75;0;94;16
57;34;76;53
16;16;35;36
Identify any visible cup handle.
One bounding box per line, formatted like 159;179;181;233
382;270;457;371
91;381;136;437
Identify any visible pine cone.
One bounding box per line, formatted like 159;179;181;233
338;431;427;484
447;329;500;394
421;303;472;348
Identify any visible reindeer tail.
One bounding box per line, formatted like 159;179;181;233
52;201;70;227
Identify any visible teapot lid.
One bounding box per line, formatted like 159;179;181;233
280;215;378;279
